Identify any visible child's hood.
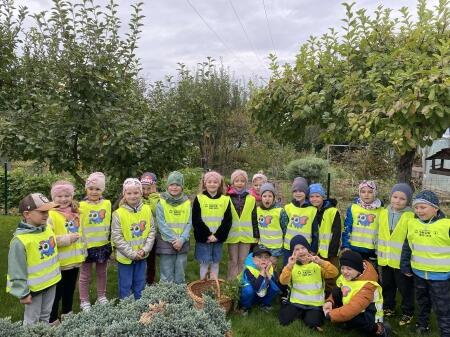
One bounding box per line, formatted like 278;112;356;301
355;260;378;282
14;221;46;235
119;201;144;213
388;204;412;214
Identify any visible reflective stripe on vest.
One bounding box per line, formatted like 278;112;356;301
114;204;152;265
289;263;324;306
159;198;191;236
336;275;384;322
257;207;283;249
318;207;338;258
7;225;61;293
407;217;450;272
49;210;86;267
283;203;317;249
197;194;230;234
79;199;111;249
349;204;381;250
226;194;256;244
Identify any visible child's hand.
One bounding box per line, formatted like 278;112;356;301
20;294;32;304
69;233;80;243
135;249;145;260
287;252;298;268
207;235;217;243
310;255;323;265
172;239;183;251
322;301;333;316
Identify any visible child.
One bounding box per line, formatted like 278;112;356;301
279;234;338;331
401;190;450;336
111;178;156;299
342;180;383;262
309;183;342;296
248;172;267;204
48;180;86;324
377;183;414;325
7;193;61;325
283;177;316;266
257;183;288;268
140;172;160;285
239;245;280;314
192;171;232;279
226;169;259;280
78;172;112;311
323;250;391;337
155;171;191;284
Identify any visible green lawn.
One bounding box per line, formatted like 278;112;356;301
0;215;440;336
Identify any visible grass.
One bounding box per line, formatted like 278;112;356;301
0;215;441;336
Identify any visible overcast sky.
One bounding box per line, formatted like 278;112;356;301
18;0;432;85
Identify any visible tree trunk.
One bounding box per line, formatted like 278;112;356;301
68;169;85;186
397;149;416;186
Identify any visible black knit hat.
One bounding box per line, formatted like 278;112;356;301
253;245;272;257
290;234;311;254
339;250;364;274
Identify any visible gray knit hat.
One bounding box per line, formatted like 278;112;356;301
292;177;309;194
412;190;440;209
391;183;413;205
167;171;184;187
260;182;276;197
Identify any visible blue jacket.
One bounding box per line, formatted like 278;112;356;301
241;253;280;295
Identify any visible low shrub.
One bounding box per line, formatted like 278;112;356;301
284;156;329;183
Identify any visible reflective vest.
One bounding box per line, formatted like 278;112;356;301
144;193;160;215
226;195;256;244
289;262;324;307
318;207;339;258
377;210;413;268
257;207;283;249
159;198;191;236
197;194;230;234
79;199;111;249
407;217;450;273
114;204;152;264
349;204;382;250
7;225;61;293
49;210;86;267
284;203;317;249
336;275;384;322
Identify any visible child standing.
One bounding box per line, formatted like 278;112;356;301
48;180;86;324
226;169;259;280
248;172;268;204
7;193;61;325
342;180;383;262
377;183;414;324
192;171;232;279
279;235;338;331
78;172;112;311
401;190;450;336
140;172;160;285
155;171;191;284
111;178;155;299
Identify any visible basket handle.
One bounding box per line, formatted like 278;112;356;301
202;272;221;299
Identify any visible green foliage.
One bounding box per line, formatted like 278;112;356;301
284;156;329;183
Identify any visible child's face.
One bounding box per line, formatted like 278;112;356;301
205;177;220;195
252;178;264;194
359;187;375;204
53;192;73;208
124;187;142;206
261;191;274;208
24;210;49;226
233;176;246;191
390;191;408;211
142;184;157;198
414;203;438;221
293;244;309;262
341;265;360;281
309;193;324;208
167;184;182;196
253;252;271;268
292;190;306;202
86;186;102;202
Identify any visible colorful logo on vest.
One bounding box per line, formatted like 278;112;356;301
88;209;106;224
39;236;56;259
291;215;308;228
131;221;147;237
258;215;272;228
341;285;351;297
357;214;376;226
65;219;80;233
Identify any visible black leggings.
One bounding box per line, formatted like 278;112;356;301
50;268;79;323
279;302;324;328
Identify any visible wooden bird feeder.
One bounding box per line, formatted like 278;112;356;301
426;148;450;176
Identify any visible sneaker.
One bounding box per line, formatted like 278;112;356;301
399;314;413;326
60;311;73;321
240;308;249;316
49;319;60;327
80;301;91;312
376;322;391;337
280;296;289;304
97;296;108;305
260;305;273;312
384;309;395;317
415;324;431;335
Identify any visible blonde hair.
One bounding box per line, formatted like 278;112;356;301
198;170;226;195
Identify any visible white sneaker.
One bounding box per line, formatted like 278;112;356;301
97;296;108;305
80;301;91;312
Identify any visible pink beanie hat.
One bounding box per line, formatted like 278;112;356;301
122;178;142;195
51;180;75;200
85;172;106;191
203;171;222;183
231;169;248;183
359;180;377;195
252;172;268;183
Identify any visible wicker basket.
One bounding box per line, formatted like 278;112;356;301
187;274;233;314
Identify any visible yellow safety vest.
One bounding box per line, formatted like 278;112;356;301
336;275;384;322
114;204;152;264
226;195;256;244
79;199;111;249
318;207;339;258
257;207;283;249
197;194;230;234
349;204;382;250
407;217;450;273
240;263;275;287
284;203;317;249
377;210;413;268
159;198;191;236
289;262;325;307
7;225;61;293
144;193;160;216
49;210;86;267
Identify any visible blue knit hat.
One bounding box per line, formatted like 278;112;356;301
290;234;311;254
309;183;326;198
412;190;440;209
